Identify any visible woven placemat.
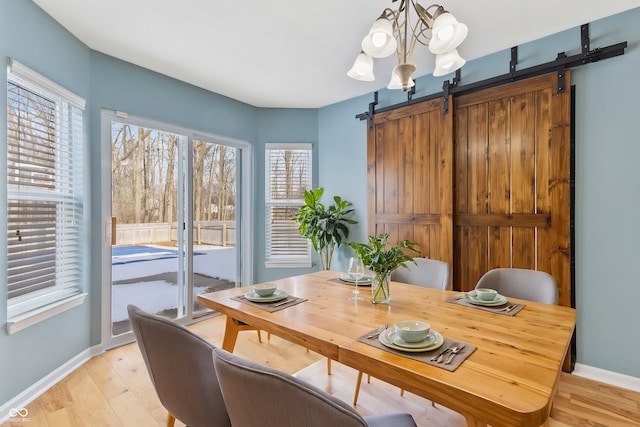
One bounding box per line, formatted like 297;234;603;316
357;328;476;372
445;295;525;316
231;294;307;312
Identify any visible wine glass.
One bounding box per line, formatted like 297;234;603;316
348;257;365;301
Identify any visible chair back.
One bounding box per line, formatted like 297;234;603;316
127;305;231;427
213;348;417;427
392;258;451;290
475;268;558;304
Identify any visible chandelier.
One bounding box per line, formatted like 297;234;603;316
348;0;468;91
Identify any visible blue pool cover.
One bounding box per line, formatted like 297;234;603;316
112;245;177;256
112;245;204;265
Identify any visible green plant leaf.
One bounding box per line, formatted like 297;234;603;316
349;232;420;274
291;187;358;270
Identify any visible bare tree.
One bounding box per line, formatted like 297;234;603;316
111;128;237;244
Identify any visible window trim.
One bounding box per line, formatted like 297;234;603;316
264;142;312;268
5;58;87;334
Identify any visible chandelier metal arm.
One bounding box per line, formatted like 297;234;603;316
391;2;444;64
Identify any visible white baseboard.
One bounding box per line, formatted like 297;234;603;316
573;363;640;393
0;344;105;424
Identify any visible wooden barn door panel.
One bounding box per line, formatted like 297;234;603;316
453;72;571;309
367;98;454;276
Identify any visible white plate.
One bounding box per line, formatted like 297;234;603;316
464;291;508;306
379;328;444;353
390;330;438;349
244;289;288;303
339;274;373;286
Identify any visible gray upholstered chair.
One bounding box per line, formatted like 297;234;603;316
474;268;558;304
391;257;451;290
354;258;451;405
212;347;418;427
127;305;231;427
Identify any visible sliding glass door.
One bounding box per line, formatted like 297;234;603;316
191;139;239;316
102;111;252;345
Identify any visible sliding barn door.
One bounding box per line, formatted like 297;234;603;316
367;97;454;281
454;72;572;307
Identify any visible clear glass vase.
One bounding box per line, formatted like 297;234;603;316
371;271;391;304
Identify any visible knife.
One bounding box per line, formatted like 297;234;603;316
367;323;388;339
431;342;457;361
271;298;295;307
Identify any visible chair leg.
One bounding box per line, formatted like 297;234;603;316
166;413;176;427
367;373;371;383
353;371;364;406
327;358;332;375
256;329;262;343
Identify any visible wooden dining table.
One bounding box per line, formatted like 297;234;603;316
197;270;576;427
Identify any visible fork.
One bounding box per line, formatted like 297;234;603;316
499;304;517;312
431;342;457;362
444;344;466;364
367;323;388;339
271;298;294;307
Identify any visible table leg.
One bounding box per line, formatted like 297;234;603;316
463;413;487;427
221;316;240;351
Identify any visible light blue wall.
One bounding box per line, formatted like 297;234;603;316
0;0;92;407
255;108;319;281
571;10;640;375
319;8;640;378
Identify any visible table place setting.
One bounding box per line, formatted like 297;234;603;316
231;283;307;312
445;288;525;316
331;273;373;286
357;321;476;372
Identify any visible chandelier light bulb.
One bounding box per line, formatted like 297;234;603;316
437;25;455;41
429;12;468;54
361;17;397;58
371;32;389;47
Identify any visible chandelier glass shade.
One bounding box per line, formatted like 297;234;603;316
348;1;468;91
387;65;416;90
433;48;465;76
347;52;375;81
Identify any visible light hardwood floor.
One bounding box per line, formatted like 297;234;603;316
3;314;639;426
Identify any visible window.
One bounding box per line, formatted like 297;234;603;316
6;59;86;334
265;143;312;268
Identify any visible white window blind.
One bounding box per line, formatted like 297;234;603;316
6;59;86;333
265;143;312;268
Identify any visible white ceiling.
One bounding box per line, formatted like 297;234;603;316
34;0;640;108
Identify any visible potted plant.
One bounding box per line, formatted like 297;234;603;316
349;232;420;303
292;188;357;270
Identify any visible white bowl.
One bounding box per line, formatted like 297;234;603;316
475;288;498;301
253;283;277;297
394;320;431;343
